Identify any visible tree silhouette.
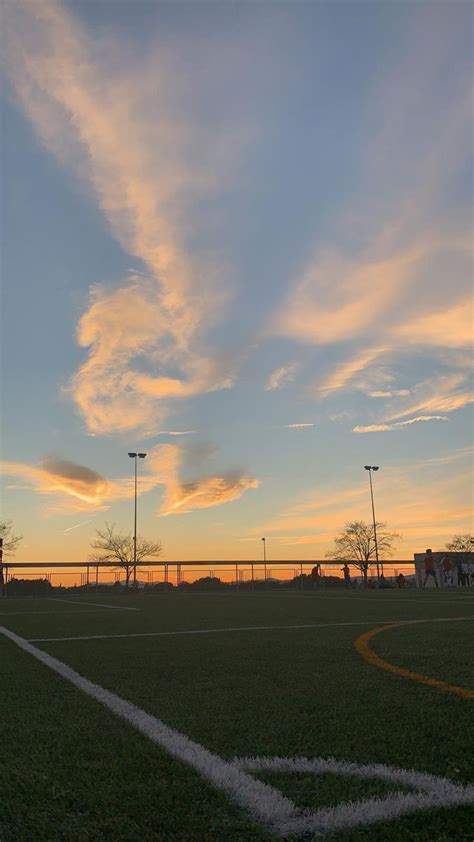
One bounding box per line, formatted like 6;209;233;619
326;520;401;584
0;520;23;555
89;523;162;588
446;533;473;562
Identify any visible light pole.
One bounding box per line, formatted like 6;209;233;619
261;537;267;585
364;466;380;581
128;452;147;587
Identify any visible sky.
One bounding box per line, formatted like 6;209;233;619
1;0;473;568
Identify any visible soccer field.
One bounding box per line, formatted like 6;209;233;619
1;590;473;841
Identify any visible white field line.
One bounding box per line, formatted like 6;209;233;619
28;615;474;643
233;756;474;837
46;598;139;611
0;625;295;830
2;624;473;838
276;593;474;606
0;609;132;617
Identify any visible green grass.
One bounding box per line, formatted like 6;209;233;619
1;590;473;840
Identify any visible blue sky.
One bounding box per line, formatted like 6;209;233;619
1;0;472;563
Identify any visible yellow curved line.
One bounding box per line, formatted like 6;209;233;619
354;620;474;700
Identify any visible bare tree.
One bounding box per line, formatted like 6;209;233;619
89;523;162;588
0;520;23;555
446;533;473;562
326;521;401;585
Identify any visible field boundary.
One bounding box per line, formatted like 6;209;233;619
355;619;474;699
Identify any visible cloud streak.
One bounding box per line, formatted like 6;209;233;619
0;456;112;511
4;0;246;434
267;4;472;410
252;449;473;555
63;519;94;534
1;445;258;515
353;415;449;434
265;364;299;391
383;373;473;422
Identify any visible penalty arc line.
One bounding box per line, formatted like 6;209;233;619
355;619;474;700
27;615;474;643
2;625;474;838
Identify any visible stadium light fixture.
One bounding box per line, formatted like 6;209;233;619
364;466;380;579
128;452;147;587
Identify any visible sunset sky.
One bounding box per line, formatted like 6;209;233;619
1;0;472;566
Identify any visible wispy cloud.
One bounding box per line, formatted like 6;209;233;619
353;415;448;434
267;5;471;407
0;456;112;511
281;423;314;430
1;445;258;515
144;445;259;516
3;0;251;435
315;346;388;397
394;295;473;350
154;431;196;437
252;449;473;555
265;364;299;391
383;373;473;422
368;390;411;399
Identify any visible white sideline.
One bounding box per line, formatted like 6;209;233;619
2;624;473;838
46;598;139;611
27;615;474;643
276;593;474;606
0;625;295;830
0;609;134;617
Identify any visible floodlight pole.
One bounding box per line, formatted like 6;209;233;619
128;452;147;588
364;466;380;580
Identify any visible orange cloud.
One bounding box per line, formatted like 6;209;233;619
0;456;111;511
315;346;388;396
1;445;258;516
266;10;471;403
253;450;473;557
394;296;473;349
4;0;242;435
146;445;259;515
383;373;473;422
271;249;420;347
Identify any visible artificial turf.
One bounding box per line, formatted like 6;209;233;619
1;590;473;840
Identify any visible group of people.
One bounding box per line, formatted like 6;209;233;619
309;553;473;589
423;548;473;588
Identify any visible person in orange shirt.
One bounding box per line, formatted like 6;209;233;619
441;555;453;587
423;549;438;588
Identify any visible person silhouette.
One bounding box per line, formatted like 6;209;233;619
423;549;438;588
341;563;351;589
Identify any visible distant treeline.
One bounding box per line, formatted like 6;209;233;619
2;573;412;597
